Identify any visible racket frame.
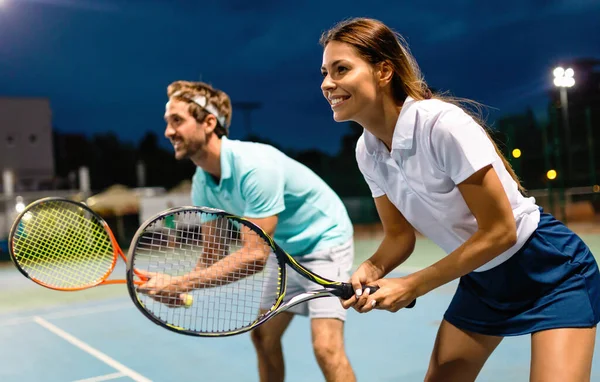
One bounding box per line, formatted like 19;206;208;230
126;206;356;337
8;197;136;291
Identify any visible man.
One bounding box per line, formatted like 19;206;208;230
163;80;356;382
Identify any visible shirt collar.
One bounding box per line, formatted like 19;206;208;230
219;136;232;181
363;96;417;156
203;136;232;189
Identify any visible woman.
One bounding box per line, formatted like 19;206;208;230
319;17;600;381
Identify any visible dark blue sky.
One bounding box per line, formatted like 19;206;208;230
1;0;599;154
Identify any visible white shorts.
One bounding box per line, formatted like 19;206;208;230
260;239;354;321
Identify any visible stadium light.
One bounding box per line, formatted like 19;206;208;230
553;67;575;88
554;66;575;184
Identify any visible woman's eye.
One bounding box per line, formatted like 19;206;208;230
338;66;348;73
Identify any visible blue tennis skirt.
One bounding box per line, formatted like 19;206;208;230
444;210;600;336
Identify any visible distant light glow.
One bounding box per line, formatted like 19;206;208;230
15;202;25;213
512;148;522;159
553;67;564;78
553;67;575;88
547;169;557;180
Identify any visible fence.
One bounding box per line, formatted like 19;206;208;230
1;186;599;261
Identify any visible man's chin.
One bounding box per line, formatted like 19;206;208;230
174;150;188;160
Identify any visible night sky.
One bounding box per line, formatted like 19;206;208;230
1;0;599;154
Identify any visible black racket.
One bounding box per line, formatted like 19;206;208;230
126;206;415;337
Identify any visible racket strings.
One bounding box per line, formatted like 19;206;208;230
132;211;282;334
11;200;115;288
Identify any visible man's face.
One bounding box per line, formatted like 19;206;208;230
164;99;207;160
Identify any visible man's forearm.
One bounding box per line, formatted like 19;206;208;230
186;247;269;288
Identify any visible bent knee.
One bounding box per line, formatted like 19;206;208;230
424;367;450;382
425;359;483;382
250;327;282;351
312;337;346;362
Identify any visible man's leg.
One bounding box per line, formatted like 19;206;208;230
306;239;356;381
311;317;356;382
250;311;295;382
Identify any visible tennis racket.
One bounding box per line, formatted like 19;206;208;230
8;197;193;307
127;206;416;337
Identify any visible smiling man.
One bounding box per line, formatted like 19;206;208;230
163;80;357;382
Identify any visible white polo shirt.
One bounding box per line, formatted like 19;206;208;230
356;96;540;272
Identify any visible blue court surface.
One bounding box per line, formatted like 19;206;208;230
2;233;600;381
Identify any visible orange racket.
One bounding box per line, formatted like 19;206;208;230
9;197;192;307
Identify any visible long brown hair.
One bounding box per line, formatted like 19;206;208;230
320;18;525;193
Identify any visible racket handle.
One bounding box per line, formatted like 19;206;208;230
339;283;380;299
339;283;417;308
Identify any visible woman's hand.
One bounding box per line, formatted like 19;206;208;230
341;260;384;310
353;277;418;313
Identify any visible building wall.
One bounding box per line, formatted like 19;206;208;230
0;98;54;189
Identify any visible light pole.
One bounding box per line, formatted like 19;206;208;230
553;66;575;186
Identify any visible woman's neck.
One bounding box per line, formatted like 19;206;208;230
358;95;403;151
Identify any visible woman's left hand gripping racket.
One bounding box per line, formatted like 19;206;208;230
127;206;416;337
9;197;193;308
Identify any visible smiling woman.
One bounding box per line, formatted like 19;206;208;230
318;18;523;193
319;17;600;382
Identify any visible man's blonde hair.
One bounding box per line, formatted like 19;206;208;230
167;81;232;137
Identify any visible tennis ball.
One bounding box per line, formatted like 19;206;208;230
182;294;194;308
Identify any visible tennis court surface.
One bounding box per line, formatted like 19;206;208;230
2;233;600;381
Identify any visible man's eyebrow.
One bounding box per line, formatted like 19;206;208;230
164;113;181;120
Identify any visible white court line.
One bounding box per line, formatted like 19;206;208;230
0;302;132;327
73;372;126;382
33;317;151;382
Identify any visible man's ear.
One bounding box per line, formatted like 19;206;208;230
202;114;218;135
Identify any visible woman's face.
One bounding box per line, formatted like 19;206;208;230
321;41;379;123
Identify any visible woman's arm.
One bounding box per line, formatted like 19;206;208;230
357;164;518;313
408;164;517;296
342;194;416;309
367;194;417;278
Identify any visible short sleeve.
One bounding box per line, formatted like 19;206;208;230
355;136;385;198
362;171;385;198
241;165;285;218
429;106;497;184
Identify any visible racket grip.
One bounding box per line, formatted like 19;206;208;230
339;283;380;299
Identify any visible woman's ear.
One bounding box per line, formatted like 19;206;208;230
377;61;394;86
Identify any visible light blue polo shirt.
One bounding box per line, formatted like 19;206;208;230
191;137;353;256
